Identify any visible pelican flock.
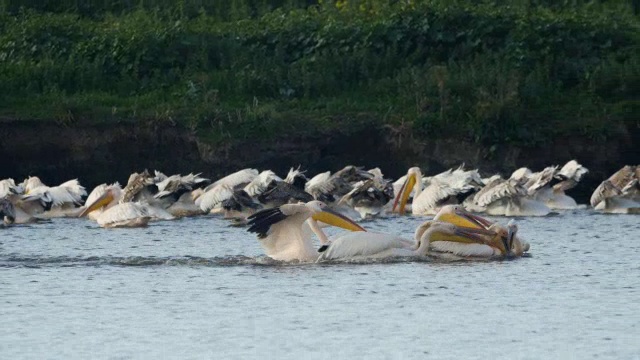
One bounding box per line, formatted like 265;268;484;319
1;160;636;262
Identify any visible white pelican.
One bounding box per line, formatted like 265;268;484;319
338;175;394;219
462;175;550;216
80;182;173;228
305;166;374;203
246;200;366;262
196;183;261;221
196;168;260;214
18;177;87;218
429;216;529;258
196;169;287;219
319;205;528;261
244;170;282;198
392;167;485;216
317;221;495;261
257;168;313;208
531;160;588;209
153;173;210;217
590;165;640;213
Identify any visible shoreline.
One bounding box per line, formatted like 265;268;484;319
1;119;637;204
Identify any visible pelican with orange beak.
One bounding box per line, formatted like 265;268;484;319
80;183;173;228
431;205;529;258
247;200;366;262
316;220;497;261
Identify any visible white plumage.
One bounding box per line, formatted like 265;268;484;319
208;168;258;190
0;178;20;199
244;170;282;197
196;184;235;212
96;202;153;228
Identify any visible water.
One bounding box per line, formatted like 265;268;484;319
1;211;639;359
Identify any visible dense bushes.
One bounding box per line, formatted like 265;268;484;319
0;1;638;145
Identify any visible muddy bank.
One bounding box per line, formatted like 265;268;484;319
1;120;637;204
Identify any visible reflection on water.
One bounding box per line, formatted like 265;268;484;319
1;211;640;359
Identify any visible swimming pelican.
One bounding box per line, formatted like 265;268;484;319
246;200;366;262
337;169;394;219
154;173;210;217
257;167;313;208
18;177;87;218
317;221;495;261
305;166;374;203
590;165;640;213
393;167;485;216
429;217;528;258
463;175;550;216
80;181;173;228
316;204;525;260
531;160;588;209
196;168;260;214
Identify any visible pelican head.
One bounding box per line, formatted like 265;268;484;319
0;199;16;224
415;221;498;255
393;167;422;214
79;186;120;217
486;220;523;258
306;201;366;232
434;205;494;229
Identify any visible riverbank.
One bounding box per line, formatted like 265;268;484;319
1;119;637;204
1;1;638;150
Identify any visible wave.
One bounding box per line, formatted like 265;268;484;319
0;255;272;268
0;252;523;268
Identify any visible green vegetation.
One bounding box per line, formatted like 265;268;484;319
0;0;638;146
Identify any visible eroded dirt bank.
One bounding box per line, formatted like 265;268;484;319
1;120;637;204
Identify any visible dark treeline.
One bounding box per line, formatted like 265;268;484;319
0;0;638;147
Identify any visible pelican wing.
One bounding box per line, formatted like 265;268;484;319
525;166;558;194
244;171;282;197
413;181;461;212
247;203;309;238
155;173;209;199
121;171;155;203
510;167;533;184
474;179;526;207
608;165;637;189
590;180;621;207
258;181;313;206
222;190;261;212
340;179;391;208
22;182;85;208
482;174;503;186
208;169;259;190
305;172;337;202
0;179;19;198
557;160;588;182
197;184;234;212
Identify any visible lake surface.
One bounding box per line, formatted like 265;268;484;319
1;210;639;359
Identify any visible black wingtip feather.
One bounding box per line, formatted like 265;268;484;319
247;207;289;238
